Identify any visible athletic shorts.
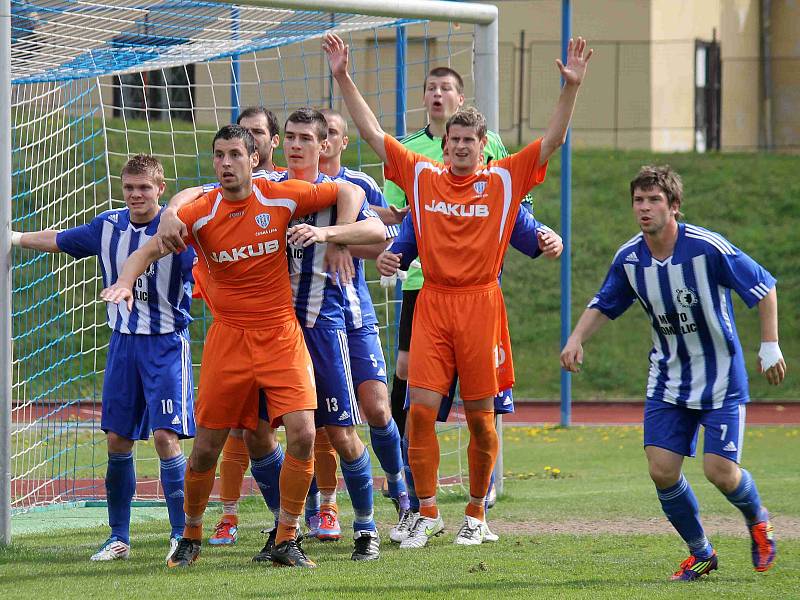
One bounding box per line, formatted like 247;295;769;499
301;326;361;428
347;323;388;389
102;329;195;441
404;382;515;421
643;399;747;463
408;282;513;401
195;319;317;430
397;289;420;352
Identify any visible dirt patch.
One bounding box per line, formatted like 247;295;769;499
486;515;800;539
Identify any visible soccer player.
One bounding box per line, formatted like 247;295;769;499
313;107;411;535
102;124;384;568
265;107;387;560
383;65;522;439
561;166;785;581
11;155;195;563
324;32;591;548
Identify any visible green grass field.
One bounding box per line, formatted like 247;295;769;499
4;425;799;599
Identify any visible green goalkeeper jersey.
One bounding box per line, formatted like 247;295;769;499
383;125;516;291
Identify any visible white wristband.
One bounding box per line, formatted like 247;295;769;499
379;273;397;289
759;341;783;371
11;231;23;246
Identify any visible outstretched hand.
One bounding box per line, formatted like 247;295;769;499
556;37;593;86
323;33;349;78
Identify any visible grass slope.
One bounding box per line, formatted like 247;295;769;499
4;426;799;599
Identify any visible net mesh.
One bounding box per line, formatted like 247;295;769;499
10;0;478;514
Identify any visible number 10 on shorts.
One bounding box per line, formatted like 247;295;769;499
161;398;174;414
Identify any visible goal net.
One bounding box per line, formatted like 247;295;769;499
7;0;496;518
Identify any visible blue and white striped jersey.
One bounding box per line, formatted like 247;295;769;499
589;222;776;409
266;170;380;329
56;208;195;334
329;166;397;331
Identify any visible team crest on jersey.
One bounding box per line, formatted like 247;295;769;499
675;287;699;308
108;213;119;223
473;181;487;197
144;263;156;277
255;212;271;228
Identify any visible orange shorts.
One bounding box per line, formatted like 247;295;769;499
408;281;514;401
195;319;317;430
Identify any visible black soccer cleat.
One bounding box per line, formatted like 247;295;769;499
252;527;278;563
166;537;201;568
351;529;380;561
271;538;317;568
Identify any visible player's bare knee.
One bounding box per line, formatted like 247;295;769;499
152;428;181;458
648;462;681;489
244;421;278;457
326;425;363;462
106;431;134;454
190;434;226;472
359;382;390;426
703;456;740;493
395;352;409;380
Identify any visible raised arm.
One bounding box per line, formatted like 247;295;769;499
323;33;388;162
99;237;169;310
559;307;609;373
11;230;61;253
756;288;786;385
156;186;204;254
538;37;593;167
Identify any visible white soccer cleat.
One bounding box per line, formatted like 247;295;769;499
480;521;499;543
454;515;485;546
399;513;444;549
91;537;131;561
165;536;181;564
389;510;418;543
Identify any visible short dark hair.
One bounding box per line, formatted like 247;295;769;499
445;106;487;140
424;66;464;94
284;107;328;141
237;106;280;138
630;165;684;219
121;154;164;186
319;108;347;134
212;124;256;155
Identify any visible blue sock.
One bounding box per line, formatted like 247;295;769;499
484;472;495;511
401;435;420;512
657;474;713;559
159;453;186;538
369;420;408;500
251;445;284;521
106;452;135;544
305;476;321;521
724;468;763;524
341;449;376;532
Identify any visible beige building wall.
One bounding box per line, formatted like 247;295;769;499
770;0;800;149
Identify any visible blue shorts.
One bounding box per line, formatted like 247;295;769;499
643;400;746;463
405;380;515;421
302;327;360;428
347;324;387;389
102;329;195;441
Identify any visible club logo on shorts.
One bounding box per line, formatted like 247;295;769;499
473;181;487;197
675;287;699;309
255;212;271;228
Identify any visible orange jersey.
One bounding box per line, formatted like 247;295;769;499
178;178;339;328
383;135;548;288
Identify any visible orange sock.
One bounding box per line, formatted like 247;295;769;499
315;428;339;512
465;408;498;522
277;452;314;544
219;434;250;512
182;465;217;540
407;404;440;518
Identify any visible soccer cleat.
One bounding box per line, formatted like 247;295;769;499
670;551;718;581
252;527;278;563
399;513;444;549
454;515;484;546
167;538;201;568
165;535;181;564
351;530;380;561
304;513;320;539
317;509;341;541
749;507;776;572
389;509;417;543
271;538;317;568
208;516;238;546
90;537;130;561
481;521;499;543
